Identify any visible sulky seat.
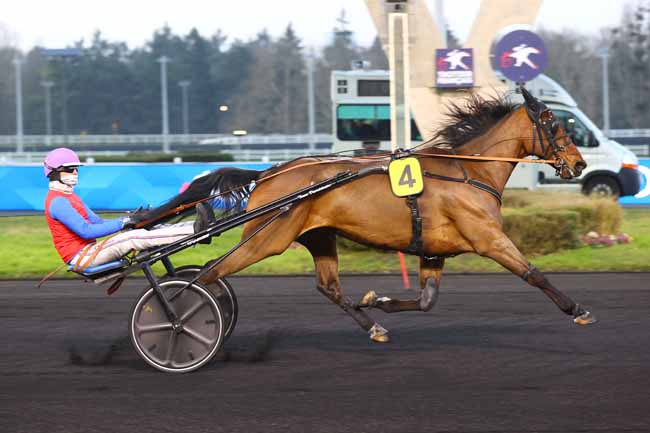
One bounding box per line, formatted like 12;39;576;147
68;259;128;276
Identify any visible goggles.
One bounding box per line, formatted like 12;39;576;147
59;166;79;173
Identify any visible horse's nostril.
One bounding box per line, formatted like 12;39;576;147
575;161;587;173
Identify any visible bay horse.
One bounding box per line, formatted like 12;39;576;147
141;88;594;342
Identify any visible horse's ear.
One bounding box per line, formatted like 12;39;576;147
520;86;539;113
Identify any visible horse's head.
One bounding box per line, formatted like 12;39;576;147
521;87;587;179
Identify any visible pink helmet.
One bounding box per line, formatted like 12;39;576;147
43;148;83;177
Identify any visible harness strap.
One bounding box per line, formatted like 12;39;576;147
38;236;116;287
423;171;502;204
71;233;118;273
36;262;67;288
137;150;556;229
467;180;503;204
72;243;95;272
403;195;424;257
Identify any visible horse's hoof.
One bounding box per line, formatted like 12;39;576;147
368;323;389;343
358;290;378;308
371;334;390;343
574;311;597;325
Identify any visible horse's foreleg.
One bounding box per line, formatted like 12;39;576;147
298;229;389;343
478;233;596;325
356;257;443;313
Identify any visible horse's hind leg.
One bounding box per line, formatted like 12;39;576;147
199;209;307;283
356;257;444;313
476;231;596;325
298;229;390;343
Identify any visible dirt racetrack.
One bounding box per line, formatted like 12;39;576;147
1;273;649;433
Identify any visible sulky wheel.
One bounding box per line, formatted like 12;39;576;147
166;265;238;341
169;265;204;279
129;278;225;373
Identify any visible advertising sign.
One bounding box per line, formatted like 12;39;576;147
435;48;474;88
0;163;272;211
493;30;547;82
619;158;650;206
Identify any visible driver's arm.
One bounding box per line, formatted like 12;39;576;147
49;197;125;239
82;204;105;224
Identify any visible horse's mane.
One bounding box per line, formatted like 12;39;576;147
429;93;517;149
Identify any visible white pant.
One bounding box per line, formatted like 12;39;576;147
69;222;195;269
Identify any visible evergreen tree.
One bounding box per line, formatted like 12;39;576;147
362;36;388;70
3;7;650;137
538;29;601;126
22;47;50;135
608;2;650;128
0;47;20;135
211;38;254;133
275;24;306;133
130;25;186;133
230;31;282;133
64;33;135;134
446;28;461;49
178;28;216;133
314;10;362;133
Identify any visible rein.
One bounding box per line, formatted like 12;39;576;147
135;131;559;228
134;159;361;228
411;152;556;164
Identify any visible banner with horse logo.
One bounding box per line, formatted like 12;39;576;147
435;48;474;88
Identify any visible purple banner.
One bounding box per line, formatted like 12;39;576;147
435;48;474;88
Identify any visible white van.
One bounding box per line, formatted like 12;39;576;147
330;69;641;197
505;74;641;197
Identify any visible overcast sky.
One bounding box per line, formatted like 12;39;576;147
1;0;630;52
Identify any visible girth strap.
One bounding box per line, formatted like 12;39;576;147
403;195;424;257
422;171;502;205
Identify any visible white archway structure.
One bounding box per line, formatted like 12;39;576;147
364;0;543;139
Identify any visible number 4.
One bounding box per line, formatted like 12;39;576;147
399;165;416;188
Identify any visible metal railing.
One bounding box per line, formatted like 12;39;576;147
0;133;333;149
0;148;324;164
608;129;650;137
0;133;336;163
608;130;650;156
1;130;649;161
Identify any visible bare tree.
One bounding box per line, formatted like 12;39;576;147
538;29;602;126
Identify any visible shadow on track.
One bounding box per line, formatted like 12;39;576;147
65;330;286;368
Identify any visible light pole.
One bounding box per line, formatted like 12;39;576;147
13;57;24;153
157;56;171;153
41;80;54;145
598;48;610;133
306;50;316;151
178;80;191;136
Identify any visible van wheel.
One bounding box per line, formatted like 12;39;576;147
583;176;620;197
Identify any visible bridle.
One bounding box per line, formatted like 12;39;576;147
521;86;573;177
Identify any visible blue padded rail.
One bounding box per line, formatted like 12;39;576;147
68;259;128;275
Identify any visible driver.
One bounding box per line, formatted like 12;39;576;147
43;147;214;270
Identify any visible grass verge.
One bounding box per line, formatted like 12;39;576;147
0;208;647;279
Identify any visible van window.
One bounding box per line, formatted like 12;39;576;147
553;110;593;147
336;104;422;141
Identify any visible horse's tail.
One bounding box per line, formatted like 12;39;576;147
138;167;262;224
